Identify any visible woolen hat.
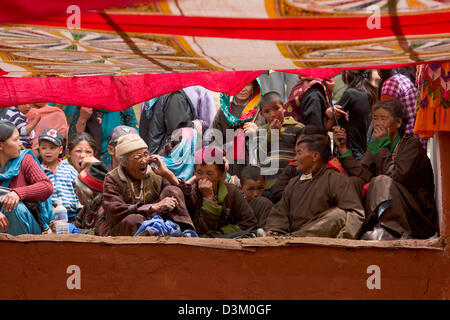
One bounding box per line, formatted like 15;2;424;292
115;134;148;157
78;162;108;192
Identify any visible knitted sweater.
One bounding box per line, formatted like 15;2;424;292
8;153;53;202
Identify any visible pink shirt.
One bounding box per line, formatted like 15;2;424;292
26;106;68;156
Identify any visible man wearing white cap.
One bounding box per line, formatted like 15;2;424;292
102;134;195;236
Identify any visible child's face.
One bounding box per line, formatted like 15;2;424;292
261;100;284;124
17;104;32;114
39;140;63;165
69;140;95;172
241;177;265;203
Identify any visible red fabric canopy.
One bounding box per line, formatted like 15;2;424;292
0;0;448;110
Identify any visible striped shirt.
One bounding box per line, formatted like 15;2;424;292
1;106;34;148
257;117;305;188
44;159;79;221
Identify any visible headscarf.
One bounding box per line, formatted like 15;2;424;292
182;86;216;131
142;98;159;119
219;79;262;127
161;127;197;181
0;149;54;230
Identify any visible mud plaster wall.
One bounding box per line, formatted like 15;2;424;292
0;134;449;300
432;134;442;230
0;236;448;300
438;132;450;238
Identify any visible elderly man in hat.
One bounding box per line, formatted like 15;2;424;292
102;134;195;236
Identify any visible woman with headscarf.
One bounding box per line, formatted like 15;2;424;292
0;120;54;235
139;90;195;156
139;87;208;181
209;79;265;177
182;85;217;133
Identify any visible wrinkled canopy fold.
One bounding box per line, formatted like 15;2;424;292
0;0;448;109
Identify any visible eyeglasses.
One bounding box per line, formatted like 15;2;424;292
131;152;150;161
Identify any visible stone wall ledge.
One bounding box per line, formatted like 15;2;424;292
0;233;445;252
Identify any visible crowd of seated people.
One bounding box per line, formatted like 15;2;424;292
0;69;440;241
